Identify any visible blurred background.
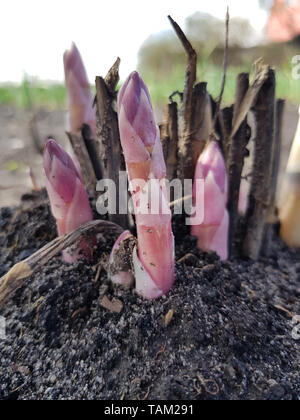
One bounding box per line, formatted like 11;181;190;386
0;0;299;206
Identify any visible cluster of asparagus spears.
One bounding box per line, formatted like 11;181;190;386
41;35;300;301
46;44;228;299
0;15;299;309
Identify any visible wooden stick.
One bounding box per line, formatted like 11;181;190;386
168;15;197;181
262;98;285;255
190;83;213;169
95;58;128;228
230;59;269;140
213;7;230;128
161;102;179;182
218;106;234;162
81;124;103;180
243;68;276;259
269;99;285;213
104;57;121;93
66;131;98;200
168;15;196;130
227;73;250;255
0;220;123;310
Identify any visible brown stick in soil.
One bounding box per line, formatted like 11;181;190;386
66;131;98;200
0;220;123;310
243;68;276;260
269;99;285;216
213;7;230;129
168;15;197;181
227;73;250;256
168;15;196;130
218;106;234;162
104;57;121;94
168;17;214;182
230;59;269;139
95;58;128;228
262;98;285;254
161;102;179;182
81;124;103;180
190;83;213;169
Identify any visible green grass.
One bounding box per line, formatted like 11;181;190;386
0;62;299;111
142;61;300;108
0;79;66;109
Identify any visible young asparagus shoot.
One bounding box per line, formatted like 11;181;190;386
63;42;96;137
117;71;175;299
279;107;300;247
43;139;94;263
191;140;229;260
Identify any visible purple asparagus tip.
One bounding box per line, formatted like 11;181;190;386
118;71;156;148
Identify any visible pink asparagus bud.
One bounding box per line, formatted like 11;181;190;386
191;141;229;260
118;71;175;299
118;71;166;182
43;139;94;263
63;42;96;137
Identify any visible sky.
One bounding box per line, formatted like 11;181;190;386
0;0;269;83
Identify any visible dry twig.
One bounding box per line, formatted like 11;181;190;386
168;16;213;182
243;68;276;259
263;99;285;254
95;58;128;228
81;124;103;180
66;131;98;200
213;7;230;128
161;102;179;182
230;59;269;139
0;220;123;309
227;73;250;255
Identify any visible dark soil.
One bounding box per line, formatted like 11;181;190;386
0;192;299;400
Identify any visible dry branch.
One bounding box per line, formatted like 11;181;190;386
190;83;213;168
168;15;198;181
227;73;250;255
0;220;123;310
95;58;128;228
168;12;228;182
66;131;98;200
168;15;196;128
81;124;103;180
243;68;276;259
262;98;285;254
269;99;285;214
219;106;234;161
104;57;121;93
216;61;270;257
230;60;269;139
161;102;179;182
213;8;230;127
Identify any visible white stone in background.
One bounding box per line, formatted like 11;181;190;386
10;137;24;150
